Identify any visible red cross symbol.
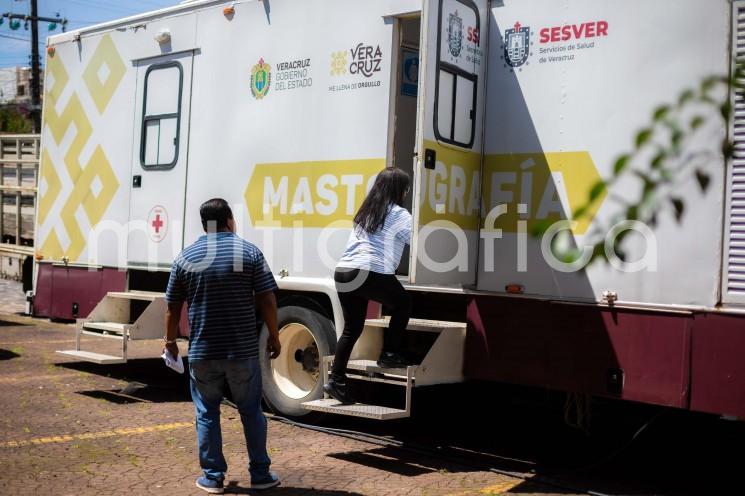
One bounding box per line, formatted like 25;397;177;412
152;214;164;233
513;21;522;32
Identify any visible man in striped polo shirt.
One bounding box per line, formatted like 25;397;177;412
164;198;282;494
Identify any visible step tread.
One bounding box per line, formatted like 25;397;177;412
364;317;466;332
107;290;164;301
56;350;126;365
82;322;128;333
346;359;410;378
302;398;408;420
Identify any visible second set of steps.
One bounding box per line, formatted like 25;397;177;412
56;290;167;364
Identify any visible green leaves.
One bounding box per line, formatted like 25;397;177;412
588;181;607;202
625;205;639;222
720;101;732;120
651;150;666;170
635;128;653;148
671;197;684;222
678;89;695;105
558;248;583;265
653;105;670;122
613;155;630;176
527;64;736;268
671;127;684;149
695;169;710;192
529;218;554;237
700;75;722;94
572;205;588;220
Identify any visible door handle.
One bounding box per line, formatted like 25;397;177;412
424;149;436;170
133;175;142;188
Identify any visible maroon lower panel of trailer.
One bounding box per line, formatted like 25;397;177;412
33;263;126;320
689;313;745;418
465;295;745;418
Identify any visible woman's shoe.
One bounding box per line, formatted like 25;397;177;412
323;378;355;404
377;351;409;368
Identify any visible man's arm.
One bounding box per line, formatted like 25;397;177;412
255;291;281;359
164;261;186;359
164;301;184;358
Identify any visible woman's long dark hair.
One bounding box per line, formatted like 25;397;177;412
353;167;410;234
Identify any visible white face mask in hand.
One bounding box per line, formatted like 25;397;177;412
162;349;184;374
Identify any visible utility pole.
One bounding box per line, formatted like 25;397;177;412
2;2;67;133
29;0;40;133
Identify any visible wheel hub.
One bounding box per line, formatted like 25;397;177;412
295;345;320;375
270;323;322;399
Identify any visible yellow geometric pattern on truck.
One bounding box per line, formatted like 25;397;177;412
417;141;606;234
37;149;61;226
37;34;123;262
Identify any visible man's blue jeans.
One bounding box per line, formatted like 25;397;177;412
189;358;271;481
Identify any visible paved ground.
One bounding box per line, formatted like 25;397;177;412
1;279;743;495
0;306;569;495
0;277;25;313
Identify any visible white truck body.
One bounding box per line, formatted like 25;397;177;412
36;0;738;312
37;0;745;419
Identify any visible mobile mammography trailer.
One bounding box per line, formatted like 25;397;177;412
35;0;745;420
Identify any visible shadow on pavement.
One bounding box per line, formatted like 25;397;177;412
507;480;578;494
59;358;191;403
224;484;364;495
328;446;455;476
0;319;30;327
0;348;20;360
310;380;745;496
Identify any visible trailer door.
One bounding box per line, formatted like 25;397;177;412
127;52;193;268
410;0;487;285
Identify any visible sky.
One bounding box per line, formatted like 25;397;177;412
0;0;178;68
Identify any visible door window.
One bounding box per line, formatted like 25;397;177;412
434;0;479;148
140;62;183;169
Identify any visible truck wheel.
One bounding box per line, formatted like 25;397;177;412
259;305;336;418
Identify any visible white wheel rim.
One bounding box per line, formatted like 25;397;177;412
270;323;320;400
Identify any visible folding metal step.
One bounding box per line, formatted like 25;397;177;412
302;399;409;420
55;350;127;365
55;290;168;365
346;359;410;384
364;317;466;333
81;322;128;335
106;290;164;301
301;356;413;420
302;317;468;419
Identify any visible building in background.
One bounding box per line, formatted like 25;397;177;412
0;67;37;104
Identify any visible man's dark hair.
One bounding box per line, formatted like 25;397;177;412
200;198;233;232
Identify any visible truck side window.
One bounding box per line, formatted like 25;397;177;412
434;0;479;148
140;62;183;169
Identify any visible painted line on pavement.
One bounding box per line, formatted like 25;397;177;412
0;421;192;449
446;480;524;495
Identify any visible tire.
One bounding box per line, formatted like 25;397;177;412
259;305;336;418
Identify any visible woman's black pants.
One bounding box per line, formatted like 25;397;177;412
330;268;411;381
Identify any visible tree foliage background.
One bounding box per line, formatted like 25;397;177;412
535;63;741;266
0;106;33;133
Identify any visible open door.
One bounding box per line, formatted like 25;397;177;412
127;52;193;268
410;0;487;286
